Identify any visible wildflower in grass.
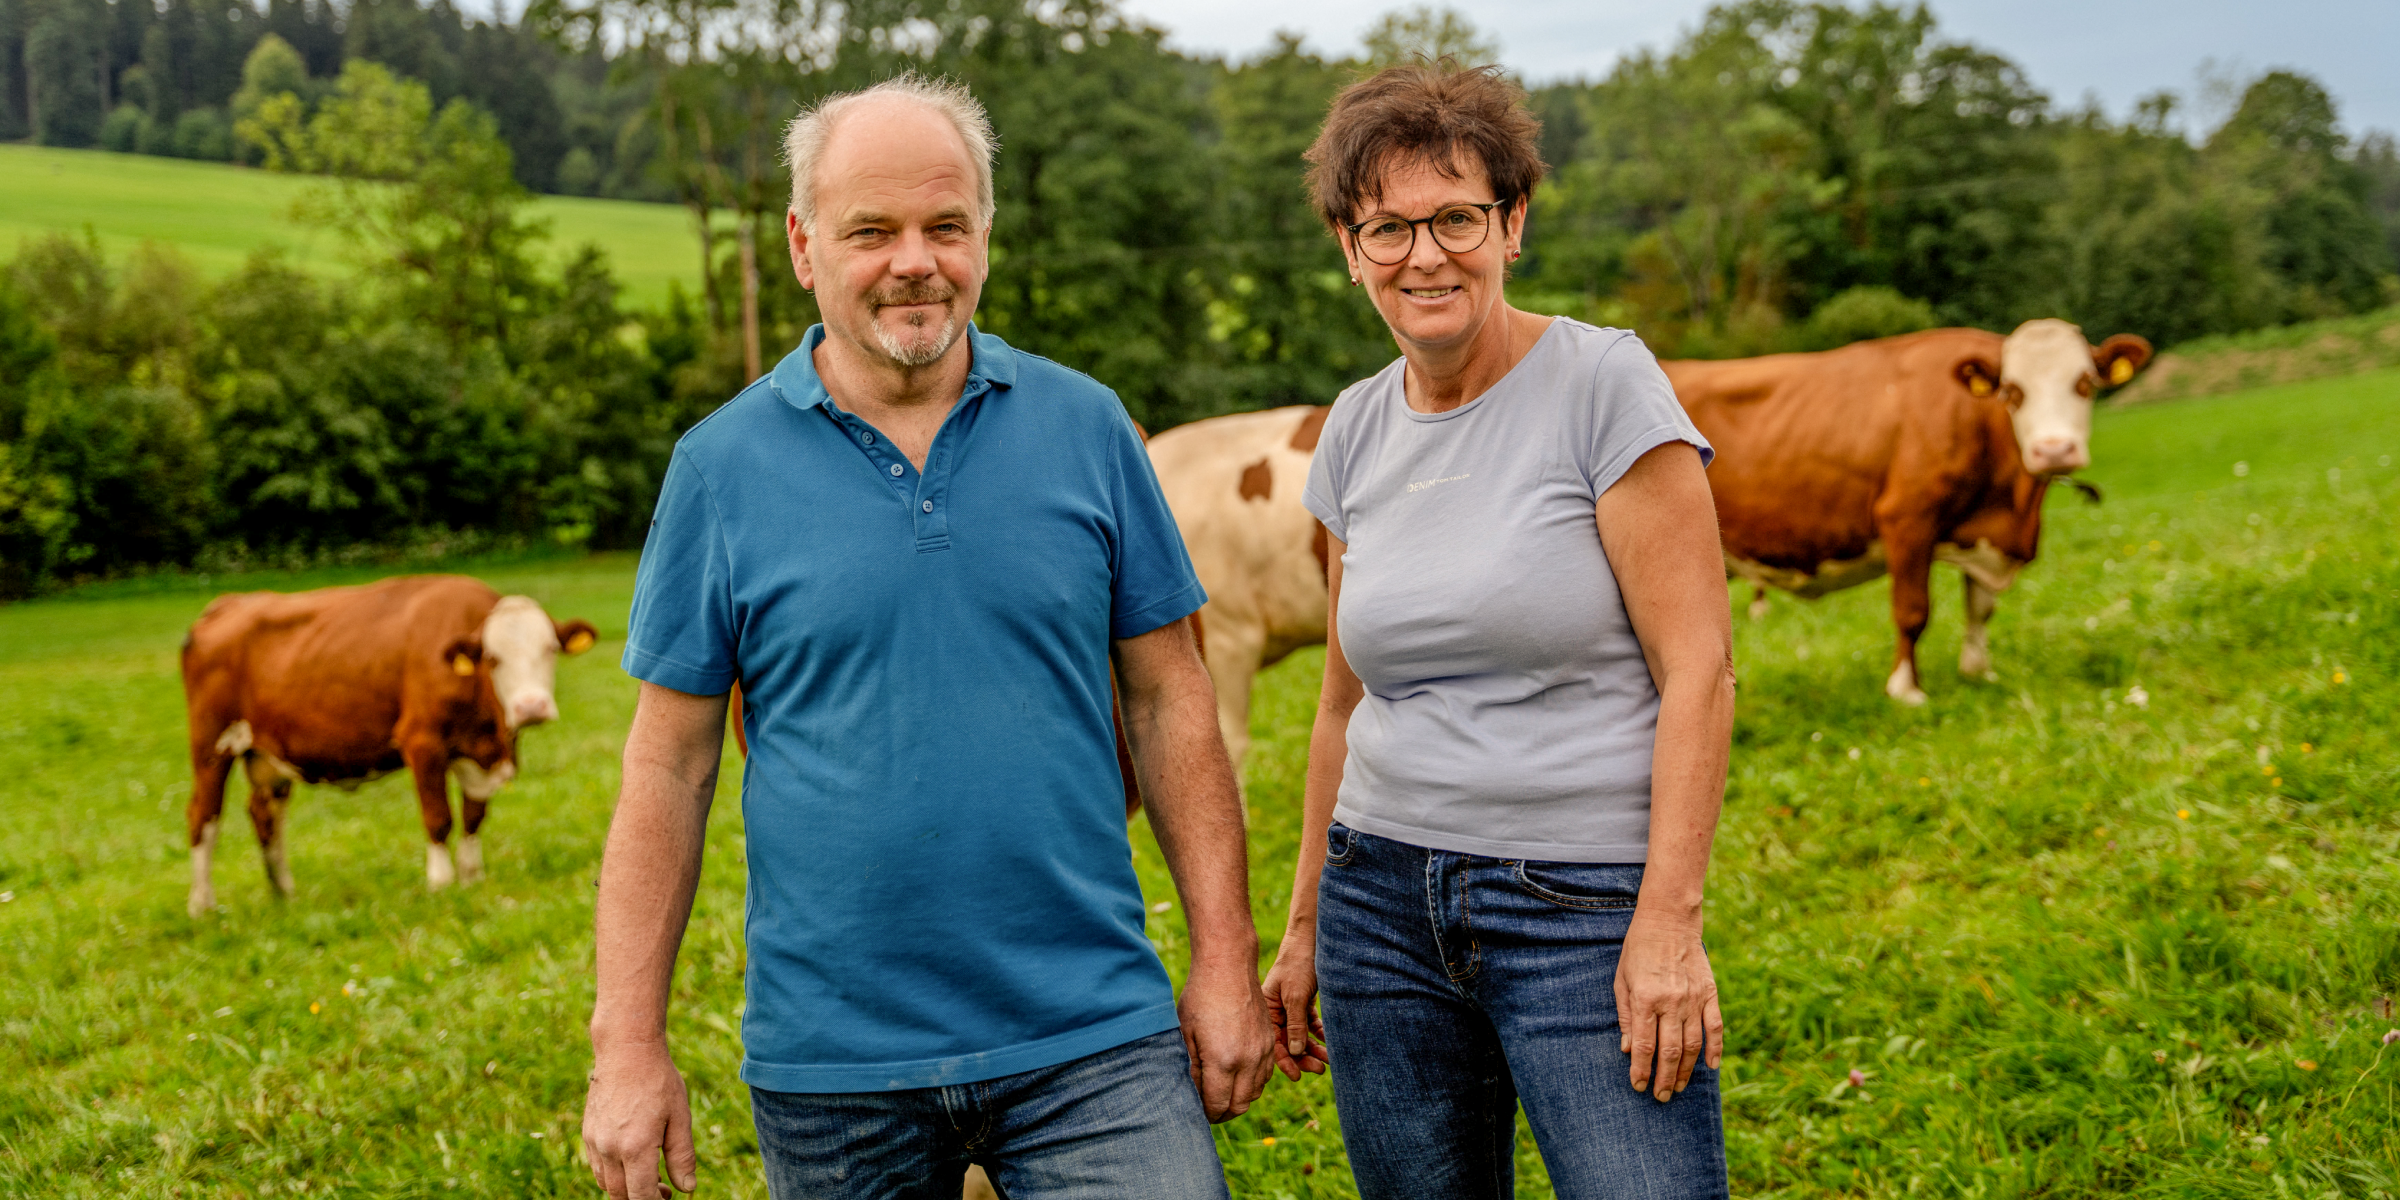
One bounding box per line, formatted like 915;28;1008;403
1848;1068;1866;1088
2093;827;2110;839
2332;671;2346;684
2384;1029;2398;1046
2177;810;2191;820
2301;743;2313;754
2295;1060;2316;1071
2126;684;2149;708
2272;777;2282;788
1261;1137;1277;1146
309;1002;320;1014
1918;777;1931;787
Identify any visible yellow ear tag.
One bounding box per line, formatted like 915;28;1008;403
565;631;595;654
1969;376;1993;397
451;654;476;676
2109;358;2134;385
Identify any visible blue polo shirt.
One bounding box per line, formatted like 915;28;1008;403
623;325;1205;1093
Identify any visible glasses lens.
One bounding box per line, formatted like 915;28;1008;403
1427;205;1492;253
1356;217;1414;265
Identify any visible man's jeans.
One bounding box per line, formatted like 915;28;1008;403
1317;823;1729;1200
750;1029;1229;1200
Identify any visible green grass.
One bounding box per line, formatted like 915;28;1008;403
0;144;706;311
4;368;2399;1196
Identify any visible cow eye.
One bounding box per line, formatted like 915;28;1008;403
2002;384;2025;411
2075;376;2095;397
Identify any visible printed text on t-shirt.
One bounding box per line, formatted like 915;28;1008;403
1406;472;1471;493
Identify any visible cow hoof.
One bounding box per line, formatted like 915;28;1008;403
426;843;457;891
1747;597;1770;621
188;889;215;919
1892;688;1928;706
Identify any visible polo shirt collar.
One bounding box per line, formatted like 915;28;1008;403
768;323;1016;413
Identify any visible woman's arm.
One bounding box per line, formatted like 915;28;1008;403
1594;441;1737;1104
1260;528;1358;1080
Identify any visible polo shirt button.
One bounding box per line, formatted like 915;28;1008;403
889;463;904;477
921;500;934;513
860;432;874;445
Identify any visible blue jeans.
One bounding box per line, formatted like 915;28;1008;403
750;1029;1229;1200
1316;823;1728;1200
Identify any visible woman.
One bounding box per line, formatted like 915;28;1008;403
1259;63;1738;1199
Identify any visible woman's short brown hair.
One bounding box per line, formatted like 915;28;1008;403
1305;61;1546;232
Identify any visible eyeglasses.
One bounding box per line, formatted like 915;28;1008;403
1342;200;1509;266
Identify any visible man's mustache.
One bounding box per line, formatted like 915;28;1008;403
871;285;957;308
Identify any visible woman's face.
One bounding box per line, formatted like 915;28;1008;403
1342;156;1522;356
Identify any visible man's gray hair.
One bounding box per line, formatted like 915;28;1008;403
784;72;998;232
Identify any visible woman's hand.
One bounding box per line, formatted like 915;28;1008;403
1261;935;1330;1080
1613;909;1724;1102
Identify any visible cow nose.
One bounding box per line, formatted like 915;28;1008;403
512;695;558;727
2027;437;2086;473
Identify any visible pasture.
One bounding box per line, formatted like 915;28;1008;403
0;144;704;311
3;367;2398;1198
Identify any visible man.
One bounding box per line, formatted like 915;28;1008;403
580;74;1274;1200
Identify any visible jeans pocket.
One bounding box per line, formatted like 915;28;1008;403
1324;822;1356;866
1511;860;1641;910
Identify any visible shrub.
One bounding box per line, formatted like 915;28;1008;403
1802;286;1941;350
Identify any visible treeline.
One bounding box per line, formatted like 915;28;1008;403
4;0;2398;596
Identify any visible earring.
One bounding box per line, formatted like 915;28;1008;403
1349;276;1359;286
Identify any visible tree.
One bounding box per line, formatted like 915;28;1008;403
1361;4;1497;68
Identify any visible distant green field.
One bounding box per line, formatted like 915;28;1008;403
2;370;2397;1196
0;144;705;311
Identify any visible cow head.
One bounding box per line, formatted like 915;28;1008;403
443;597;598;730
1953;319;2152;477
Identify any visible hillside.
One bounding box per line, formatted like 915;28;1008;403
0;145;705;311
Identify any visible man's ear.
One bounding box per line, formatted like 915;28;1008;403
443;638;484;677
555;619;598;656
2093;334;2154;387
1954;357;2001;398
787;209;815;291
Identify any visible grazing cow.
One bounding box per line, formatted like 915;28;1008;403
1146;405;1331;770
1662;318;2151;703
180;574;596;916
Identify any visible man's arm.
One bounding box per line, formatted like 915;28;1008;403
582;681;728;1200
1112;617;1275;1121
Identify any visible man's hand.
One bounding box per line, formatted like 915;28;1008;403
1179;960;1278;1121
582;1041;699;1199
1260;938;1328;1080
1614;910;1724;1103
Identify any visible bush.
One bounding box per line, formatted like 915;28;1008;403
1801;286;1941;350
172;108;235;161
98;107;144;153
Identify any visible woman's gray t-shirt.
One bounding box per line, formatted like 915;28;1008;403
1301;318;1712;862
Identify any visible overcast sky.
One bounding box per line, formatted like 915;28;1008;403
1114;0;2400;140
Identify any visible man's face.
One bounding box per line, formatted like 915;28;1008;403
789;101;988;370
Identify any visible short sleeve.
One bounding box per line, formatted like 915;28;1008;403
1301;406;1349;544
622;449;738;695
1108;412;1208;639
1579;333;1714;498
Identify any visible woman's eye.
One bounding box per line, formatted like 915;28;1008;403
1366;220;1407;237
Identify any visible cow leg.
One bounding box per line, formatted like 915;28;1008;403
242;754;297;899
456;797;488;884
1959;575;2000;681
1882;536;1935;706
186;749;234;919
1199;618;1265;787
406;748;457;891
1747;585;1770;622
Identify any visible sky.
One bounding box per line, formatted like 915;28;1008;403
1113;0;2400;140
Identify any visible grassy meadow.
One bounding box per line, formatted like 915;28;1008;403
3;367;2398;1197
0;144;705;310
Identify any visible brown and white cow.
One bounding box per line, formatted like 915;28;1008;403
1663;318;2151;704
180;574;596;916
1146;405;1332;770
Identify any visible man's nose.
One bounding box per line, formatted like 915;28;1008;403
889;227;938;277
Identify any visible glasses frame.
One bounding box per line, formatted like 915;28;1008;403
1342;199;1512;266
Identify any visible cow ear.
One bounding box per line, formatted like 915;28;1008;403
2093;334;2153;387
555;619;598;655
444;638;483;677
1954;357;2000;398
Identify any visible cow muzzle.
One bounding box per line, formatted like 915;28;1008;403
509;694;560;728
2025;436;2088;475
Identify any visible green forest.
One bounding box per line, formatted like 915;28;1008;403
4;0;2398;595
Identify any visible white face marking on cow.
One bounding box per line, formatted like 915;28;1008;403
455;833;484;884
189;818;219;918
449;757;515;801
2000;319;2101;476
426;841;457;890
482;596;563;730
